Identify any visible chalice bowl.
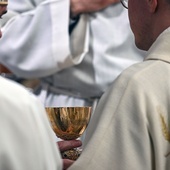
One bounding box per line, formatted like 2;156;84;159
45;107;92;160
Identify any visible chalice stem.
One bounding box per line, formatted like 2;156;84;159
61;147;82;160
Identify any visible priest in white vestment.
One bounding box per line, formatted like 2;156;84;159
68;0;170;169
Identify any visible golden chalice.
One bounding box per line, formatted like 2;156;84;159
45;107;92;160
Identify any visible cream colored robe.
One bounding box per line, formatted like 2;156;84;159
68;28;170;170
0;76;62;170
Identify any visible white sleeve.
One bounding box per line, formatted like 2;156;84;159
0;0;89;78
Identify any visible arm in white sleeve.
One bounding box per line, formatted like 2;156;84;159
0;0;89;78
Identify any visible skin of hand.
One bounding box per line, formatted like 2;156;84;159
57;140;82;170
0;4;7;38
0;64;11;73
0;5;10;74
70;0;120;17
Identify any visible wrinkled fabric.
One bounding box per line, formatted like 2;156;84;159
68;28;170;170
0;1;145;106
0;76;62;170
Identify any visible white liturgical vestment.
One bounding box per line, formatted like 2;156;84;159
68;28;170;170
0;76;62;170
0;0;145;107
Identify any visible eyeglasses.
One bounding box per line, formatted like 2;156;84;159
121;0;128;9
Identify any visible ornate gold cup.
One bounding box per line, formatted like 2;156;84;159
45;107;92;160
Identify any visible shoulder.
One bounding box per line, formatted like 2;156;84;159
115;60;157;89
103;60;157;102
0;77;62;170
0;76;44;118
0;76;38;104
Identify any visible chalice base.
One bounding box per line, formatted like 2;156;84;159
61;148;82;160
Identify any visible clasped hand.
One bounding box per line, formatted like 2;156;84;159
57;140;82;170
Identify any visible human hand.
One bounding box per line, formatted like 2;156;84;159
57;140;82;170
70;0;120;17
0;64;11;74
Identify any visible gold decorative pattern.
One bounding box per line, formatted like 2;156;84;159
158;107;170;157
61;149;81;160
159;113;170;143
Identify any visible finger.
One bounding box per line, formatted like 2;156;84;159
57;140;82;152
63;159;74;170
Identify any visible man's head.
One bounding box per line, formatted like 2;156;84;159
121;0;170;51
0;0;7;38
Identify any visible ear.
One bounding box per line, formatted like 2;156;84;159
146;0;158;13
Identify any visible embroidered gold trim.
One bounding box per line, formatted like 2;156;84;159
160;114;170;143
